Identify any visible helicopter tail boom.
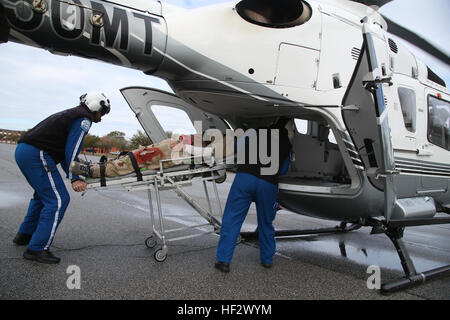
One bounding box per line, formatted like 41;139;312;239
0;0;167;73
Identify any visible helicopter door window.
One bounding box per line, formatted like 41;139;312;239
151;105;196;136
398;87;417;132
294;119;308;134
235;0;312;28
328;130;337;144
427;95;450;151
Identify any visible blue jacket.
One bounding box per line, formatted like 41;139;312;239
62;117;91;181
236;119;292;185
19;105;93;181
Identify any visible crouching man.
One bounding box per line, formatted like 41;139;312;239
13;93;111;264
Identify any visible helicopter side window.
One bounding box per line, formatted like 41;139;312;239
294;119;308;134
398;87;416;132
151;105;196;136
427;95;450;151
236;0;312;28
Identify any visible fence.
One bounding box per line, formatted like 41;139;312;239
82;147;121;155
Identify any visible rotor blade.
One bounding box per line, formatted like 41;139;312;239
349;0;393;8
383;15;450;66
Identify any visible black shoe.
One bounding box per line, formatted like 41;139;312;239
261;262;272;269
23;249;61;264
214;261;230;273
13;233;32;246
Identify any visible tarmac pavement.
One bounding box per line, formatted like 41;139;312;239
0;143;449;301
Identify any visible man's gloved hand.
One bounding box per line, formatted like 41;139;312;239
72;180;87;192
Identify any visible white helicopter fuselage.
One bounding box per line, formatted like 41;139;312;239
1;0;449;222
156;0;450;221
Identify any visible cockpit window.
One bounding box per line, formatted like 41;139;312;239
236;0;312;28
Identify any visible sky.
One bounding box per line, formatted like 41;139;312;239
0;0;449;139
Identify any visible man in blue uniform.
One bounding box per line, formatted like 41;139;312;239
215;117;292;272
13;93;111;264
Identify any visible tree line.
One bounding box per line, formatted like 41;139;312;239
83;130;153;152
1;129;154;152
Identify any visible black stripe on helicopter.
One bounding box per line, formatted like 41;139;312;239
3;0;160;54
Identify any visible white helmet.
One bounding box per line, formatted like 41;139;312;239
80;92;111;116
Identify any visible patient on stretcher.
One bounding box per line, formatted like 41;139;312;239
71;133;233;179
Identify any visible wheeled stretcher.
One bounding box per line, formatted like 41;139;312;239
84;156;230;262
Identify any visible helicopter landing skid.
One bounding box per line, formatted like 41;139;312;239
368;217;450;295
241;218;450;295
240;222;361;240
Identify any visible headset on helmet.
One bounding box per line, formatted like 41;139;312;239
80;92;111;116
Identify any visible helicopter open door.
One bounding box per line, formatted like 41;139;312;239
120;87;229;143
342;20;397;222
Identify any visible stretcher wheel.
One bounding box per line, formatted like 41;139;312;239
145;236;157;249
214;172;226;184
154;248;167;262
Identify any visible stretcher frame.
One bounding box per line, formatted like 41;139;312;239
85;156;228;262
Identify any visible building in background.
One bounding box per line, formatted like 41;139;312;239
0;128;25;144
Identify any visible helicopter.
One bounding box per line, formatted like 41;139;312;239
0;0;449;294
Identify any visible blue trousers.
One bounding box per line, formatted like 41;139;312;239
15;143;70;251
216;172;278;265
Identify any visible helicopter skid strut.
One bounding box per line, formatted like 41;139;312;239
240;222;361;240
241;218;450;295
379;225;450;295
366;216;450;295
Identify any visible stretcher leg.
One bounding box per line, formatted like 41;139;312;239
145;188;157;249
168;177;221;229
86;162;230;262
153;176;168;262
203;180;213;216
212;179;223;217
